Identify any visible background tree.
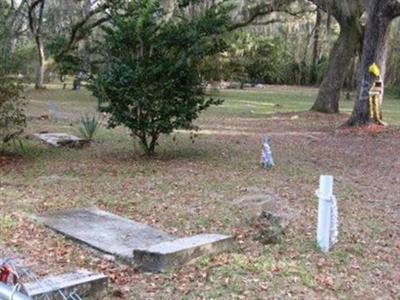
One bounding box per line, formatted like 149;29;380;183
27;0;46;89
25;0;112;88
310;0;365;113
0;0;26;148
347;0;400;125
385;19;400;87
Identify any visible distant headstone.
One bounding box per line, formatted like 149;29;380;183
227;81;242;89
47;101;61;121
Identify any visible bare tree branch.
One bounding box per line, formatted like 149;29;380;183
229;0;314;31
55;1;113;61
27;0;45;35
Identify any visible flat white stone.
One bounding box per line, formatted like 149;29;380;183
33;133;87;147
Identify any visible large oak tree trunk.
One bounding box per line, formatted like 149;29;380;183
346;1;394;126
311;18;362;113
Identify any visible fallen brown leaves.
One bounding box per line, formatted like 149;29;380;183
1;106;400;299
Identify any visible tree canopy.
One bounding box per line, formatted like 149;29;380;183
1;0;400;127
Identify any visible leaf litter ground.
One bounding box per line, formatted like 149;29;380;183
0;87;399;299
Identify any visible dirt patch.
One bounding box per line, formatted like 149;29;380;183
0;153;22;168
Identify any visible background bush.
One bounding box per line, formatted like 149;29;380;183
89;0;229;154
0;80;26;148
0;2;26;149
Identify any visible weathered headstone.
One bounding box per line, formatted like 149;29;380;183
47;101;61;121
35;208;234;272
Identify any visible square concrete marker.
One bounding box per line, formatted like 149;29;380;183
35;207;174;260
34;133;88;147
24;269;108;300
134;234;234;272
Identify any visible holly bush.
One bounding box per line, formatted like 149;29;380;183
89;0;230;154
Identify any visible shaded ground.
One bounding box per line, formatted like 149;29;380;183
0;86;399;299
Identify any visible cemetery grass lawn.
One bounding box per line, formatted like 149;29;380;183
1;85;400;299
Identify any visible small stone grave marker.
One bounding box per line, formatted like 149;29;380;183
47;101;61;121
0;257;107;300
25;269;108;300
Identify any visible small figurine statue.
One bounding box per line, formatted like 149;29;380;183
260;134;274;169
368;63;386;126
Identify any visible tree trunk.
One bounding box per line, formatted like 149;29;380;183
82;0;92;74
312;9;322;67
28;0;46;89
35;35;45;89
311;18;362;113
346;1;394;126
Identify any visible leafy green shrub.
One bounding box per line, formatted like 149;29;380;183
0;2;26;150
79;113;103;141
0;79;26;148
89;0;229;154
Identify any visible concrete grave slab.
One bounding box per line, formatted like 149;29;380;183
33;133;88;148
35;208;234;272
134;234;234;272
35;208;174;261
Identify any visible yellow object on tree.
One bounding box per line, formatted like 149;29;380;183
368;63;381;77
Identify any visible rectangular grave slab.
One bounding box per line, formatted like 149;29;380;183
24;269;108;300
33;133;88;148
133;234;234;272
35;208;174;261
35;208;234;272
